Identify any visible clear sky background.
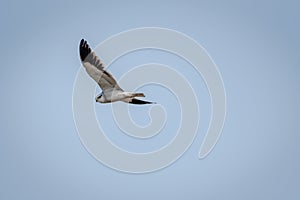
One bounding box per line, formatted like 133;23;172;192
0;0;299;199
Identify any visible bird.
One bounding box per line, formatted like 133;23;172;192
79;39;155;105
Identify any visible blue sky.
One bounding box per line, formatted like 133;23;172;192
0;1;299;199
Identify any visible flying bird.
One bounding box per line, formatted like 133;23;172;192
79;39;155;105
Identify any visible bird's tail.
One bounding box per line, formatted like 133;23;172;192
130;93;145;98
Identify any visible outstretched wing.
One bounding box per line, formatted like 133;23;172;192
79;39;123;91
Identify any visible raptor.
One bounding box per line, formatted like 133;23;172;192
79;39;155;105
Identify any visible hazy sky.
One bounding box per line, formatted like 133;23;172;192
0;1;299;199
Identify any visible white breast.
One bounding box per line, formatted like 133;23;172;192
102;90;127;102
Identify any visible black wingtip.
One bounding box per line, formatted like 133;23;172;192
129;98;156;105
79;39;91;61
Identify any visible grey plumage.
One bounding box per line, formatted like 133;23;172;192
79;39;155;105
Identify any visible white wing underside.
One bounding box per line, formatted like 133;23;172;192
79;39;154;105
82;61;123;92
80;40;123;92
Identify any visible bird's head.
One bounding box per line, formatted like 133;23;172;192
95;94;103;103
